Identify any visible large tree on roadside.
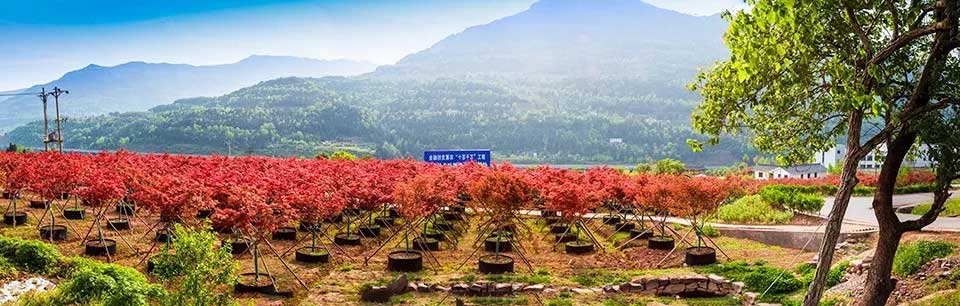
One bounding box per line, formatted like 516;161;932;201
690;1;959;305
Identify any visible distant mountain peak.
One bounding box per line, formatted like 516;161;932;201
528;0;663;14
369;0;727;80
0;56;377;132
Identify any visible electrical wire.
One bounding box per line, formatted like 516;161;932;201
0;92;42;97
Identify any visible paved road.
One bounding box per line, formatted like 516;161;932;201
821;192;960;231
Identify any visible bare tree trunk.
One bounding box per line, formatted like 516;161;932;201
859;132;914;306
861;226;902;306
803;113;864;306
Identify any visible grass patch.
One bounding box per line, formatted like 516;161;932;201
471;296;528;305
893;240;955;276
545;298;575;306
795;260;849;288
716;195;793;224
695;261;803;295
568;268;694;287
482;268;553;284
911;198;960;217
909;290;960;306
596;295;741;306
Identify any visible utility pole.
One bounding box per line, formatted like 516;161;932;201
50;87;68;153
38;88;49;151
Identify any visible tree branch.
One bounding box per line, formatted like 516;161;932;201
885;0;901;37
846;3;875;57
900;184;954;231
910;6;933;30
870;22;949;65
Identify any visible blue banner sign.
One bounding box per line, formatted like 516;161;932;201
423;149;491;166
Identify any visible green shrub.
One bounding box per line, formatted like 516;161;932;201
893;240;955;276
743;266;803;294
700;224;720;237
760;186;825;213
717;195;793;224
696;261;803;294
852;186;876;196
894;183;938;195
12;239;62;274
819;294;851;306
793;262;815;275
56;257;165;306
152;223;237;306
0;257;18;280
569;269;630;287
796;260;850;288
912;290;960;306
545;298;575;306
0;236;21;258
0;235;62;274
826;261;850;287
15;290;60;306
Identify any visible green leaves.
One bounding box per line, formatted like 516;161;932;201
152;222;238;306
690;0;946;164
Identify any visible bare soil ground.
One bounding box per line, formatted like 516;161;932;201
0;195;820;305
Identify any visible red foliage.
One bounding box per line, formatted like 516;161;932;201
13;151;933;235
665;176;733;218
530;167;604;217
468;163;533;216
393;165;459;219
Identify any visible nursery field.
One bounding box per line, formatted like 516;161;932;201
0;151;941;306
0;196;818;306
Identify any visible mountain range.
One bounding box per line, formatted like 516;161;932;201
371;0;727;81
0;56;377;132
5;0;751;165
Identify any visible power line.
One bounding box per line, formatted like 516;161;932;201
0;92;42;97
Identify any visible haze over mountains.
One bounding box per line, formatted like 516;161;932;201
372;0;727;81
6;0;750;165
0;56;376;132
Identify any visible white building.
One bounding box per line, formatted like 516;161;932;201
752;164;828;180
815;143;932;170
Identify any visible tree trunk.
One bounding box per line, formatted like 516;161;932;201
859;132;914;306
802;143;862;306
860;226;902;306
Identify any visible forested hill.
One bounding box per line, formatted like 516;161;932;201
4;0;753;164
369;0;727;83
6;77;752;164
0;56;377;132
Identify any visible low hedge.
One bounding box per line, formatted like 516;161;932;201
0;236;62;274
893;240;955;276
696;261;803;295
795;260;849;288
717;195;793;224
767;183;937;197
760;186;825;213
53;257;165;306
0;235;165;306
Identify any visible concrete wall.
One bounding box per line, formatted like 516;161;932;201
718;227;875;250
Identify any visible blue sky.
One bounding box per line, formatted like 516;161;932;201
0;0;746;91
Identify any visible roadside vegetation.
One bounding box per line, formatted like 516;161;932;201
716;195;793;224
911;198;960;217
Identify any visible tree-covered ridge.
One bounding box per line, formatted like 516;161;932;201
0;56;376;132
6;77;754;164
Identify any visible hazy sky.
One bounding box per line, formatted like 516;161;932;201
0;0;746;91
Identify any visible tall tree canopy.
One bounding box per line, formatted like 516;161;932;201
692;1;959;305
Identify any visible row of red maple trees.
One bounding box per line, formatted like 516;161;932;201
0;152;751;235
